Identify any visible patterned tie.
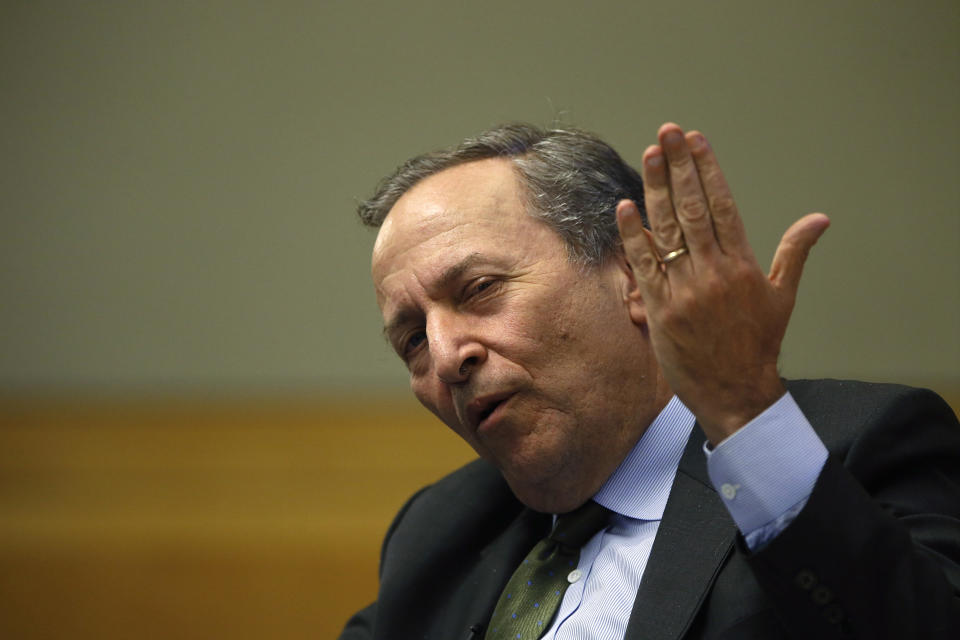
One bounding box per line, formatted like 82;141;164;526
485;500;611;640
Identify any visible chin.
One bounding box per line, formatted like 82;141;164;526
482;420;600;512
499;461;596;514
507;480;593;514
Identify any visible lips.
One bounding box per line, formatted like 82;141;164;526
466;391;515;431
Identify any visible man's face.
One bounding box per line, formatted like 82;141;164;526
371;159;667;512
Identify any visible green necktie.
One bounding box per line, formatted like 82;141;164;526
485;500;611;640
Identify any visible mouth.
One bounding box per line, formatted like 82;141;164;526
467;391;515;432
478;400;503;423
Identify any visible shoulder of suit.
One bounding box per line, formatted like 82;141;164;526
380;457;534;564
785;378;958;454
418;458;517;508
394;458;523;526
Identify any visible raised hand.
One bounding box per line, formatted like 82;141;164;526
616;123;830;445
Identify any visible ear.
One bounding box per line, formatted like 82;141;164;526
612;249;648;326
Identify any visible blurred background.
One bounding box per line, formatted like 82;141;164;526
1;1;957;637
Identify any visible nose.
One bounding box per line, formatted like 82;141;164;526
428;312;487;384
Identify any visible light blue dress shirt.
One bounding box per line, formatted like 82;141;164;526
539;393;828;640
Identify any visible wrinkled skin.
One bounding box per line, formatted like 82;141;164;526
372;158;669;513
616;123;829;444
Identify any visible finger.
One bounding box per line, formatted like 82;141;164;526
616;199;669;301
686;130;751;258
641;144;687;257
658;123;718;258
769;213;831;298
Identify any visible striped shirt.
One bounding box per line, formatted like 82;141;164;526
539;393;827;639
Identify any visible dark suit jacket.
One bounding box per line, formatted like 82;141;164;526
339;380;960;639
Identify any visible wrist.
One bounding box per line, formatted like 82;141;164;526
698;378;786;445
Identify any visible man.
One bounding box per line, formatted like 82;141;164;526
340;123;960;639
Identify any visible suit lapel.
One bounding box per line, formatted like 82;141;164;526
448;507;550;635
624;425;737;640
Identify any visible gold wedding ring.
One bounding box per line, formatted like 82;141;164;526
661;246;689;265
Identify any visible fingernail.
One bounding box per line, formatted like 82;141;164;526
646;153;663;168
664;130;683;146
690;133;706;150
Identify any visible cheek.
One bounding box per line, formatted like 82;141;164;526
488;296;595;379
410;376;441;415
483;309;545;359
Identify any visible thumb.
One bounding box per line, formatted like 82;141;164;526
769;213;831;295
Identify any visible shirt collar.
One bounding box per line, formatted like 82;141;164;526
592;395;695;521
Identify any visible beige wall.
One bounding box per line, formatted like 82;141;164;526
1;0;957;393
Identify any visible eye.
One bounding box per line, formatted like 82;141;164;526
467;278;499;299
402;330;427;357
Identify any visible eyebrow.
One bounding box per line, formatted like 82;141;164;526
437;252;484;291
381;252;488;338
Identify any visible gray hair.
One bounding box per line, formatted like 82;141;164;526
357;123;647;266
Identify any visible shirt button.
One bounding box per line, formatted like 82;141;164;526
720;483;738;499
567;569;583;583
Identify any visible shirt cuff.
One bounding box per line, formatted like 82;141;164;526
703;392;828;540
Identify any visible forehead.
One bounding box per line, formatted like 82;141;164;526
371;158;562;291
